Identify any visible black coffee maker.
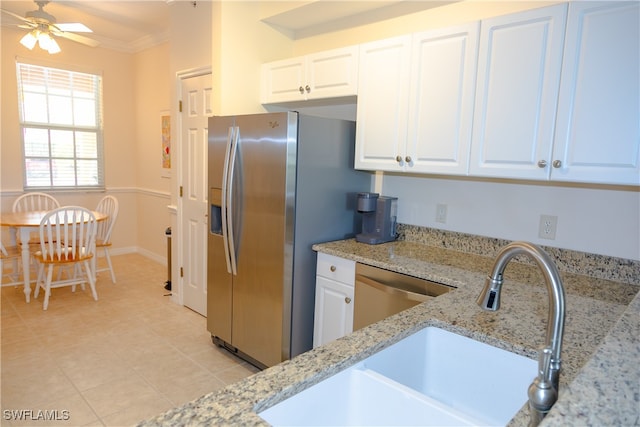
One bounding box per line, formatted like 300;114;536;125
355;192;398;244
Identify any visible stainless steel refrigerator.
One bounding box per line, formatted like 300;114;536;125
207;111;370;369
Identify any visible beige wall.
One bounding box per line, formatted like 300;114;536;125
0;26;171;261
134;43;171;194
134;43;172;259
211;1;295;116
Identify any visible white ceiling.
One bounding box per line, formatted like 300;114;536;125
1;0;456;53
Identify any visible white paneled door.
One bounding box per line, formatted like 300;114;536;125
181;72;212;316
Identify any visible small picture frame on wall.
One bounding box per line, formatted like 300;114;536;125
161;111;171;178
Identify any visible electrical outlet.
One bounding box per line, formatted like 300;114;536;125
436;204;448;224
538;215;558;240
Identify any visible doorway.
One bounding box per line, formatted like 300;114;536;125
178;69;211;316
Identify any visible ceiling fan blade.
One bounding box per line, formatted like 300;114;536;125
1;8;33;23
55;22;92;33
55;31;100;47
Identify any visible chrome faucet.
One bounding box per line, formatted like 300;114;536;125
476;241;566;426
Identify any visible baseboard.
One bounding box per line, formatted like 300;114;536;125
101;246;166;266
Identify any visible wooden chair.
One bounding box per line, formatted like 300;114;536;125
12;192;61;245
95;195;119;283
12;192;60;213
1;241;24;287
32;206;98;310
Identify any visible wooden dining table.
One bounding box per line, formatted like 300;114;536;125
0;210;107;303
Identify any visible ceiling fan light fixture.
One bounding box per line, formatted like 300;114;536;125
10;0;97;53
20;30;38;50
33;29;60;54
37;30;51;49
46;36;60;54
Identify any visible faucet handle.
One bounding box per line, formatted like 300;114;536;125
538;347;553;382
528;347;558;425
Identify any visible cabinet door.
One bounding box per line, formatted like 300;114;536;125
260;57;306;103
551;2;640;185
313;276;354;348
407;23;480;175
355;35;412;171
469;4;567;179
307;46;359;100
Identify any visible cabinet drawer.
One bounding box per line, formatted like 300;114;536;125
316;253;355;285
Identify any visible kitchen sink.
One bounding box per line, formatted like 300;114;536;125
258;326;537;426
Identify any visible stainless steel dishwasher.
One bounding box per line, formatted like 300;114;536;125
354;263;454;331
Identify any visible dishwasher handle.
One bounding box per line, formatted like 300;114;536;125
355;274;431;303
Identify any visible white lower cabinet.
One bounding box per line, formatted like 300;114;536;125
313;253;355;348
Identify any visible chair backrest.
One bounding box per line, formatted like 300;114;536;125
95;195;119;244
13;192;60;213
39;207;97;262
0;241;8;258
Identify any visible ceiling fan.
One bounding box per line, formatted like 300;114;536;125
1;0;100;53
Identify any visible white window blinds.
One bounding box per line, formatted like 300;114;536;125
16;62;104;190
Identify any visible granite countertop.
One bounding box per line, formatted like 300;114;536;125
139;239;639;427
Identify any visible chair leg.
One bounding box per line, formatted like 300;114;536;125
34;263;45;299
43;265;54;310
84;261;98;301
104;247;116;284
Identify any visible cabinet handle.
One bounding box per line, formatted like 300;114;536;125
552;160;562;168
405;156;412;163
537;160;547;168
299;86;304;94
305;85;311;93
396;155;403;163
344;297;351;304
330;265;336;272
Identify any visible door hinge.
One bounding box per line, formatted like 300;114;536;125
179;100;182;112
179;186;183;197
180;267;184;277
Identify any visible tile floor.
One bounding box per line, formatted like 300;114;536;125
1;254;259;426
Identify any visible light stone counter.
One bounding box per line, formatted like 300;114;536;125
138;237;638;427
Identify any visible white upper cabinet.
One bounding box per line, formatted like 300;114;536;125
407;23;480;174
551;1;640;185
265;2;638;185
261;46;359;104
468;4;568;180
355;23;479;173
355;35;412;171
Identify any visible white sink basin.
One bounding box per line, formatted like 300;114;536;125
259;326;537;426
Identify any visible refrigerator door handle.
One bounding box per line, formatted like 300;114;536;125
225;126;240;276
220;126;234;275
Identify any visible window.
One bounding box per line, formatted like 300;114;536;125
16;62;104;190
